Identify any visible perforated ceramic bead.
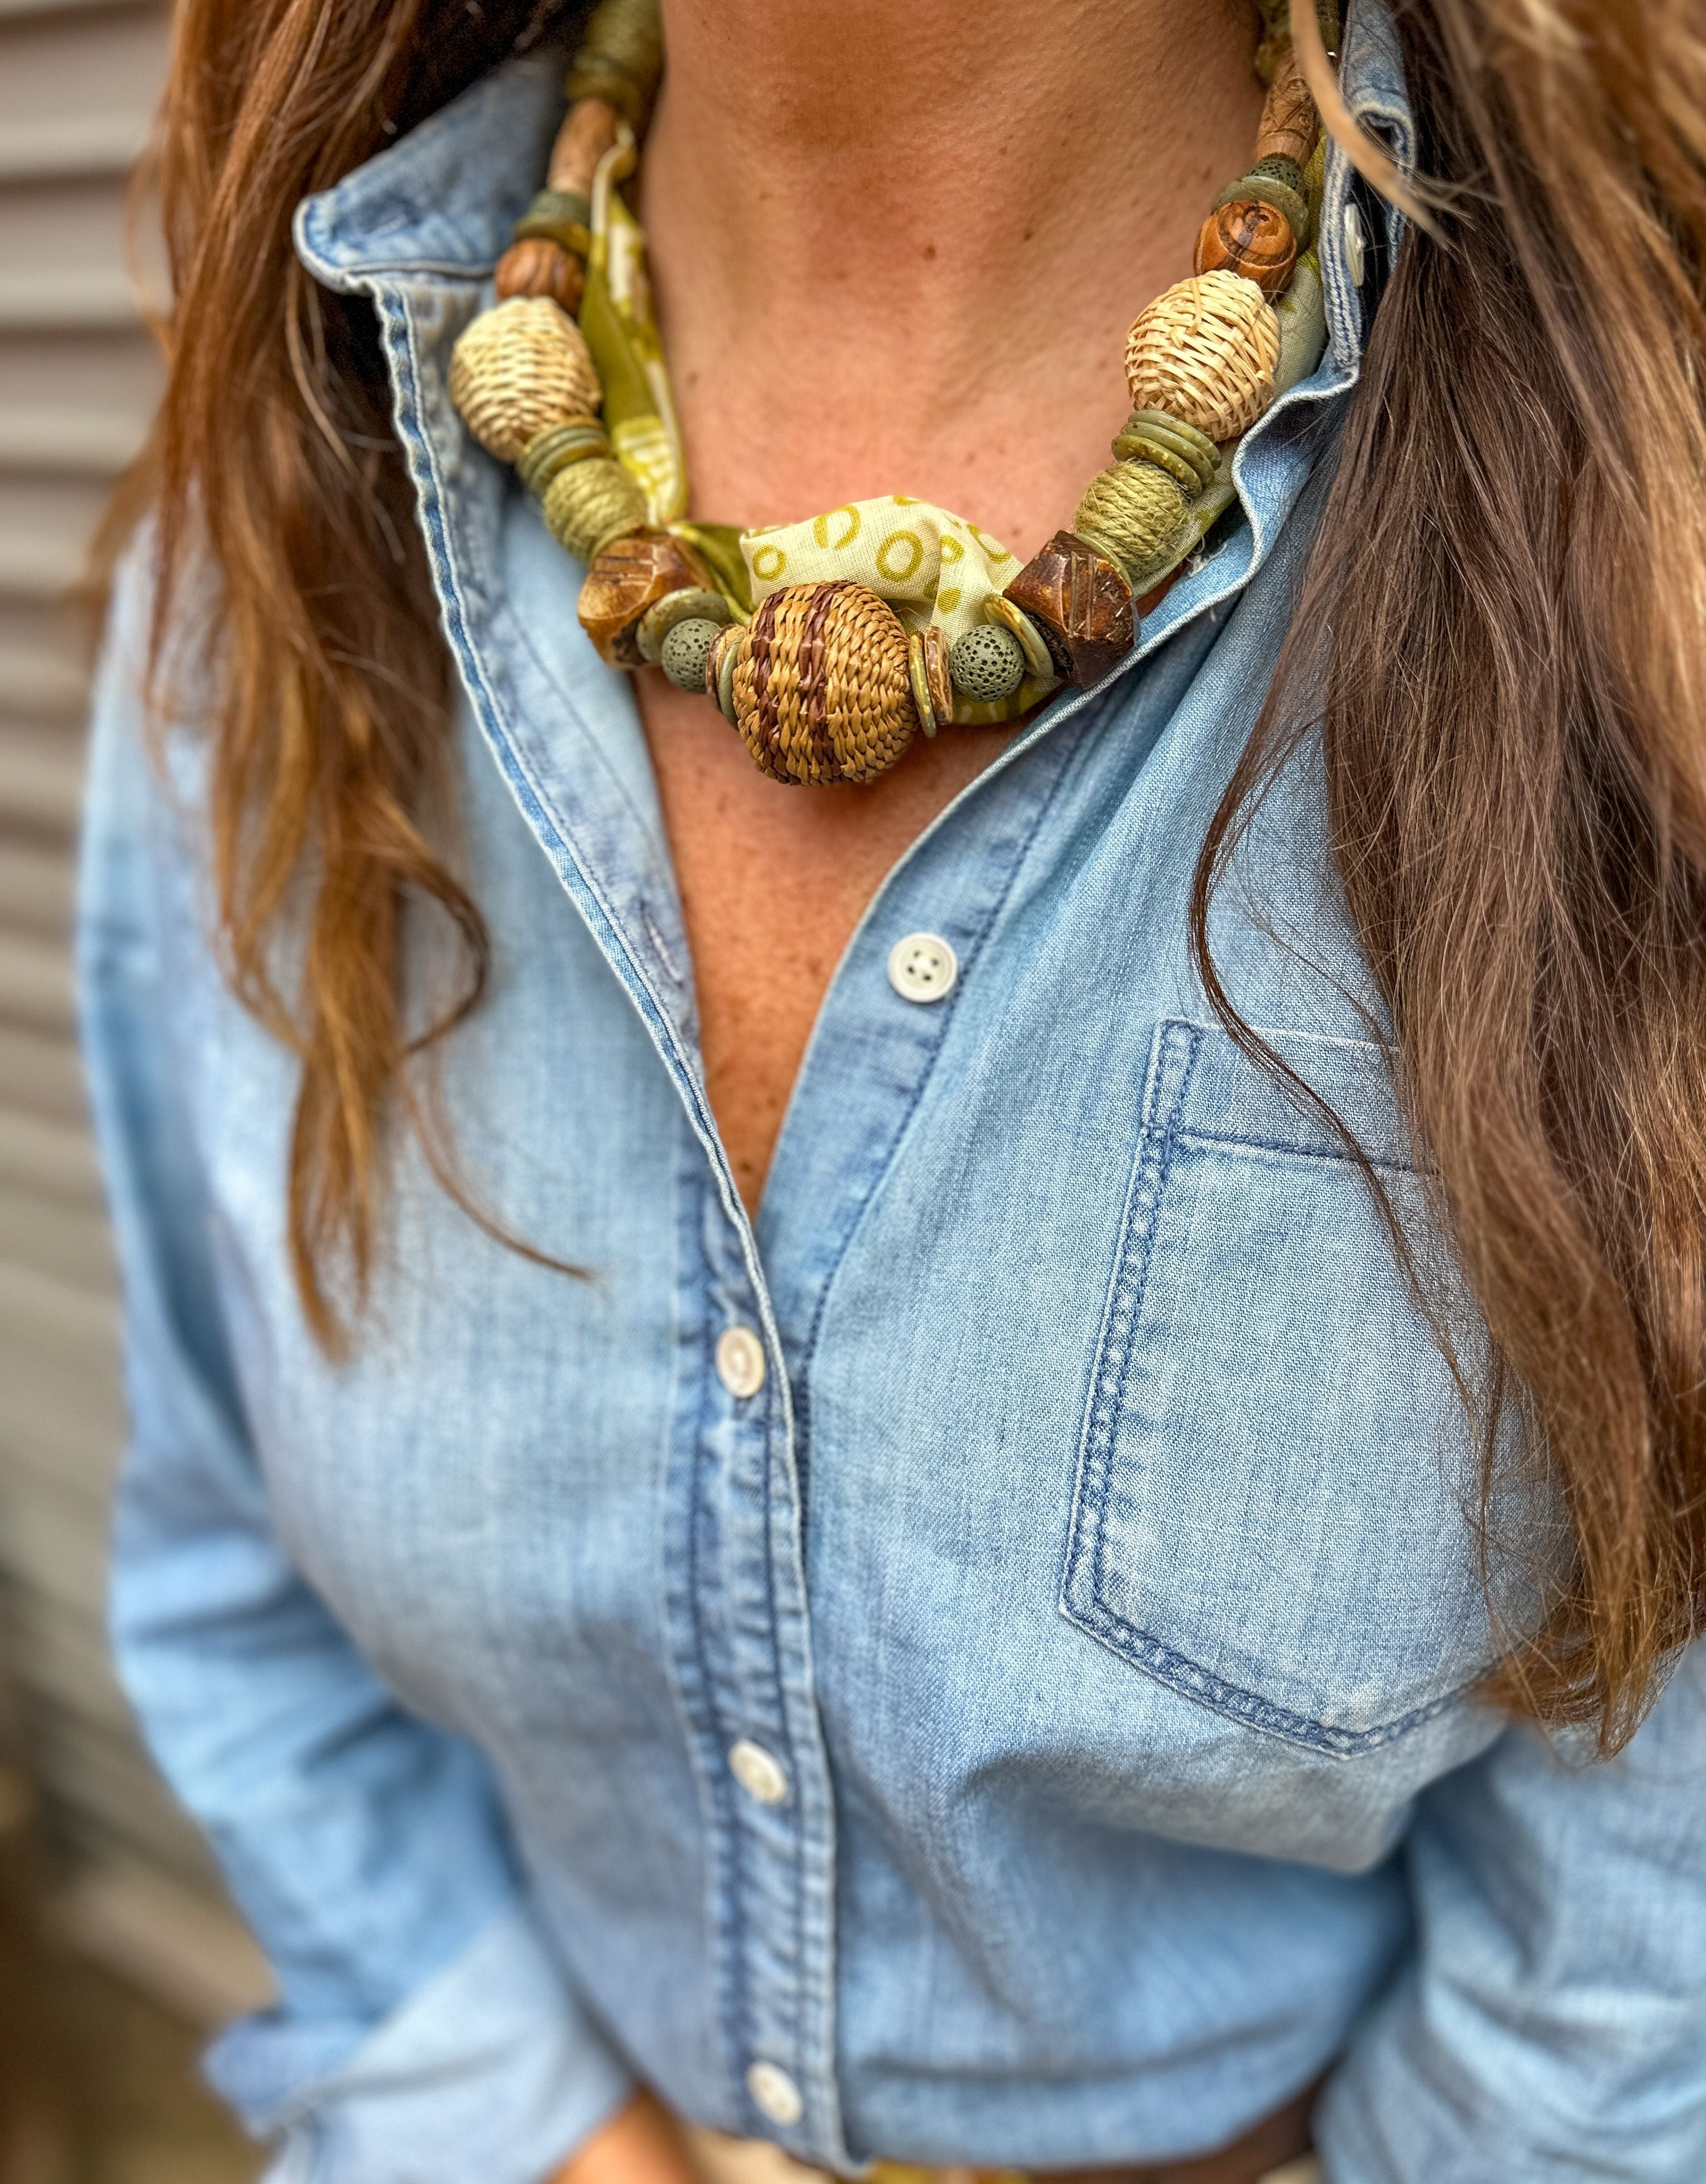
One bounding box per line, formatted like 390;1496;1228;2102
449;297;603;464
660;616;721;693
949;623;1026;704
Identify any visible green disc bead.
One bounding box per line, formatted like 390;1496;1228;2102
659;616;722;694
949;622;1026;704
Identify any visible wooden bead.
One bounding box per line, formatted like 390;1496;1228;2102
1124;271;1281;444
1194;200;1297;297
921;625;954;726
546;97;622;199
578;529;714;668
1255;44;1319;169
495;238;585;314
449;297;602;465
1003;531;1134;691
731;581;917;784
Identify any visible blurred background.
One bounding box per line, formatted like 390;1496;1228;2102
0;0;270;2173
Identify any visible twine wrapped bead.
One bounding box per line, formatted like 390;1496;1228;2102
542;459;648;565
1074;463;1190;592
565;0;664;132
731;581;919;784
449;297;603;465
1195;198;1297;297
1124;271;1281;443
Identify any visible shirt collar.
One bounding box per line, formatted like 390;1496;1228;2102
296;2;1414;353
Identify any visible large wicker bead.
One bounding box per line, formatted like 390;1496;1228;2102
1194;200;1297;298
731;581;918;785
449;297;602;465
1124;271;1281;444
578;529;713;667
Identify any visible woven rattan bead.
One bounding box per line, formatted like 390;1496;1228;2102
1195;200;1297;297
1124;272;1281;443
949;623;1026;704
660;617;722;694
731;582;918;785
450;297;603;465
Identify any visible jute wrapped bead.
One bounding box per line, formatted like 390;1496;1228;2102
731;581;918;785
449;297;603;465
1124;271;1281;444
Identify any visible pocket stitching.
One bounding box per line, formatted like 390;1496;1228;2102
1059;1018;1473;1759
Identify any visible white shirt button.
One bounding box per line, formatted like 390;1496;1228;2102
746;2059;804;2128
714;1325;767;1399
887;932;958;1004
1343;200;1368;288
727;1738;789;1805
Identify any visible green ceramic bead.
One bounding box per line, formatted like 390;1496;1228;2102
949;623;1026;704
660;616;721;694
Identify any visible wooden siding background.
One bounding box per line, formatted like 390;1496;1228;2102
0;0;269;2015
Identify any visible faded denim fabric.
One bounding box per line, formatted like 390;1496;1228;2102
77;6;1706;2181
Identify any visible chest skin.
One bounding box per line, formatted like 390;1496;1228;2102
636;669;1020;1212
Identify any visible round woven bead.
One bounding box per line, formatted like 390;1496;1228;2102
660;616;721;693
449;297;603;465
1124;272;1281;443
949;623;1026;704
731;582;918;785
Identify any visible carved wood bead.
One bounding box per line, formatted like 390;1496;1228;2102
1194;200;1297;297
578;528;714;667
495;237;585;314
1255;44;1319;168
1003;531;1134;691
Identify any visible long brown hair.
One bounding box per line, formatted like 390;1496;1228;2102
127;0;1706;1748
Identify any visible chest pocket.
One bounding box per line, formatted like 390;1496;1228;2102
1062;1019;1492;1756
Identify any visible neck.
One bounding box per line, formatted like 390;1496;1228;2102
640;0;1265;555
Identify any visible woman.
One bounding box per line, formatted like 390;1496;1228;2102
80;0;1706;2177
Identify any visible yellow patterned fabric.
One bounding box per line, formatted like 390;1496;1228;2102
580;127;688;524
740;496;1061;726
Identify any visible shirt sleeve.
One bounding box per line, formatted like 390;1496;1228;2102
77;549;633;2182
1318;1643;1706;2182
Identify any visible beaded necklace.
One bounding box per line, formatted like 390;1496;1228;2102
449;0;1339;785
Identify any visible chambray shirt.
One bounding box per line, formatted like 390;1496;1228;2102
78;7;1706;2181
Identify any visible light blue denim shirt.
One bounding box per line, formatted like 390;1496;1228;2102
77;7;1706;2181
